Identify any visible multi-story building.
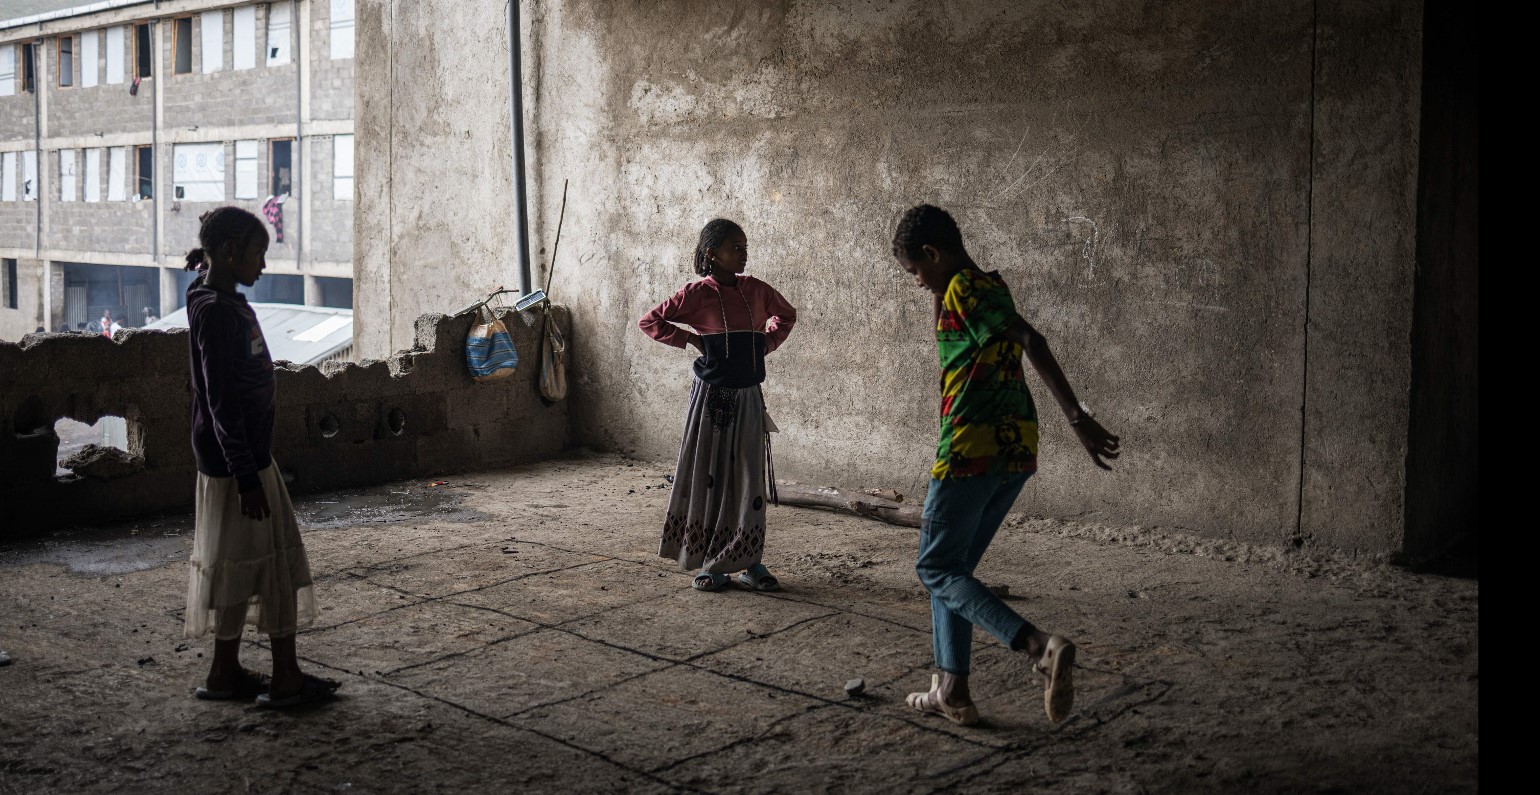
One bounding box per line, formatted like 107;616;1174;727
0;0;354;340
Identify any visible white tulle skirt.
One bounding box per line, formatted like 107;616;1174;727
184;462;318;639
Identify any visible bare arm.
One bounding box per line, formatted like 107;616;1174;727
1007;315;1121;470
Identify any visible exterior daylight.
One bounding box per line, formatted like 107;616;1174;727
0;0;355;340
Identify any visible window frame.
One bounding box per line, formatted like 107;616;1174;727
132;22;153;81
57;35;74;88
135;145;154;200
22;43;36;93
269;138;294;197
172;17;193;75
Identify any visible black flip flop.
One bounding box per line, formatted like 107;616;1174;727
195;669;272;701
255;674;341;709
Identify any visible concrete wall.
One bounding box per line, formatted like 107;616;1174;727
0;255;44;338
0;305;568;536
356;0;1427;555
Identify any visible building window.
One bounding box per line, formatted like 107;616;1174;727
332;135;354;200
106;26;125;84
330;0;355;60
22;151;37;201
4;259;17;310
201;10;224;73
1;45;15;97
58;36;74;87
22;43;35;93
174;143;226;201
85;148;102;202
1;153;15;202
267;3;293;65
134;23;152;80
108;147;127;201
233;6;256;70
173;18;193;75
270;139;293;197
235;140;259;199
80;30;99;87
60;150;77;201
136;146;154;200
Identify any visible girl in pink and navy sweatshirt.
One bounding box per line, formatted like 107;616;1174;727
638;219;797;592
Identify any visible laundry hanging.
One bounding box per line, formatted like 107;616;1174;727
262;195;286;243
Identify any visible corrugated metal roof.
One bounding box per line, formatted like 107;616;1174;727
148;303;354;366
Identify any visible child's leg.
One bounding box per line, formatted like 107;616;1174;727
269;634;303;695
207;603;248;688
917;474;1035;670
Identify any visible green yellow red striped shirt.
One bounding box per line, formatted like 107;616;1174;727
933;269;1039;480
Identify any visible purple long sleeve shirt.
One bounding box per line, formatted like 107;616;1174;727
186;276;275;493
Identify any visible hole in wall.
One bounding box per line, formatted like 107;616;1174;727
12;395;48;437
320;414;341;438
387;408;406;436
54;417;130;477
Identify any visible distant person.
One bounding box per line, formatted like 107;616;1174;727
183;206;338;708
98;309;113;338
891;205;1120;726
34;326;45;333
638;218;797;592
143;306;158;325
84;319;100;334
108;318;123;338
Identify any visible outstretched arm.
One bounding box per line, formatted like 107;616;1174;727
1007;316;1121;470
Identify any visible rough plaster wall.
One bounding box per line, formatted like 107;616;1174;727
530;0;1326;545
355;0;524;361
0;306;567;535
1300;0;1421;554
357;0;1424;551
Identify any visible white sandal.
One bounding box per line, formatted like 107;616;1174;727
905;674;980;726
1034;635;1076;722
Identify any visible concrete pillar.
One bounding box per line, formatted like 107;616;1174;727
303;274;322;307
40;260;54;331
159;266;180;314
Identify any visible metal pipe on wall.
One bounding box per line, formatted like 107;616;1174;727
294;0;303;274
507;0;531;296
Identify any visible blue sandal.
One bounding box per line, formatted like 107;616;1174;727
737;563;780;592
692;571;730;591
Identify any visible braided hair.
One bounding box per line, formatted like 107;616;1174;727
184;206;268;272
692;218;745;276
891;204;967;261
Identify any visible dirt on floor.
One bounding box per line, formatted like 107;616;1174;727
0;453;1479;794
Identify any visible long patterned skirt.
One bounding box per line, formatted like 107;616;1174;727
659;378;776;574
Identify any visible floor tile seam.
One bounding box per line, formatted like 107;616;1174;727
291;653;702;794
337;539;502;573
497;661;679;721
378;625;549;677
446;587;681;634
665;657;999;751
641;700;837;776
353;556;623;608
756;591;932;634
680;609;843;663
925;742;1048;794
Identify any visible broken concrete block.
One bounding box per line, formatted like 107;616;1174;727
61;444;145;479
844;677;866;698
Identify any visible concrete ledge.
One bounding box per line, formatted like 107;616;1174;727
0;306;568;536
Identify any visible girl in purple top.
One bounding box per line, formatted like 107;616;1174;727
182;207;338;708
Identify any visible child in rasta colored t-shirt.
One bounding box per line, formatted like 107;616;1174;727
892;205;1121;726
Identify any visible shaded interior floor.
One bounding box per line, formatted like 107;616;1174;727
0;455;1478;794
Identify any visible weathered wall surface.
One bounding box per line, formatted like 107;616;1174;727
0;305;567;535
356;0;1425;553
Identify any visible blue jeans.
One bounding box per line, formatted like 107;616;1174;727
917;472;1035;675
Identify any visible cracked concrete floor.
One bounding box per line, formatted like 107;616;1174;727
1;454;1478;794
